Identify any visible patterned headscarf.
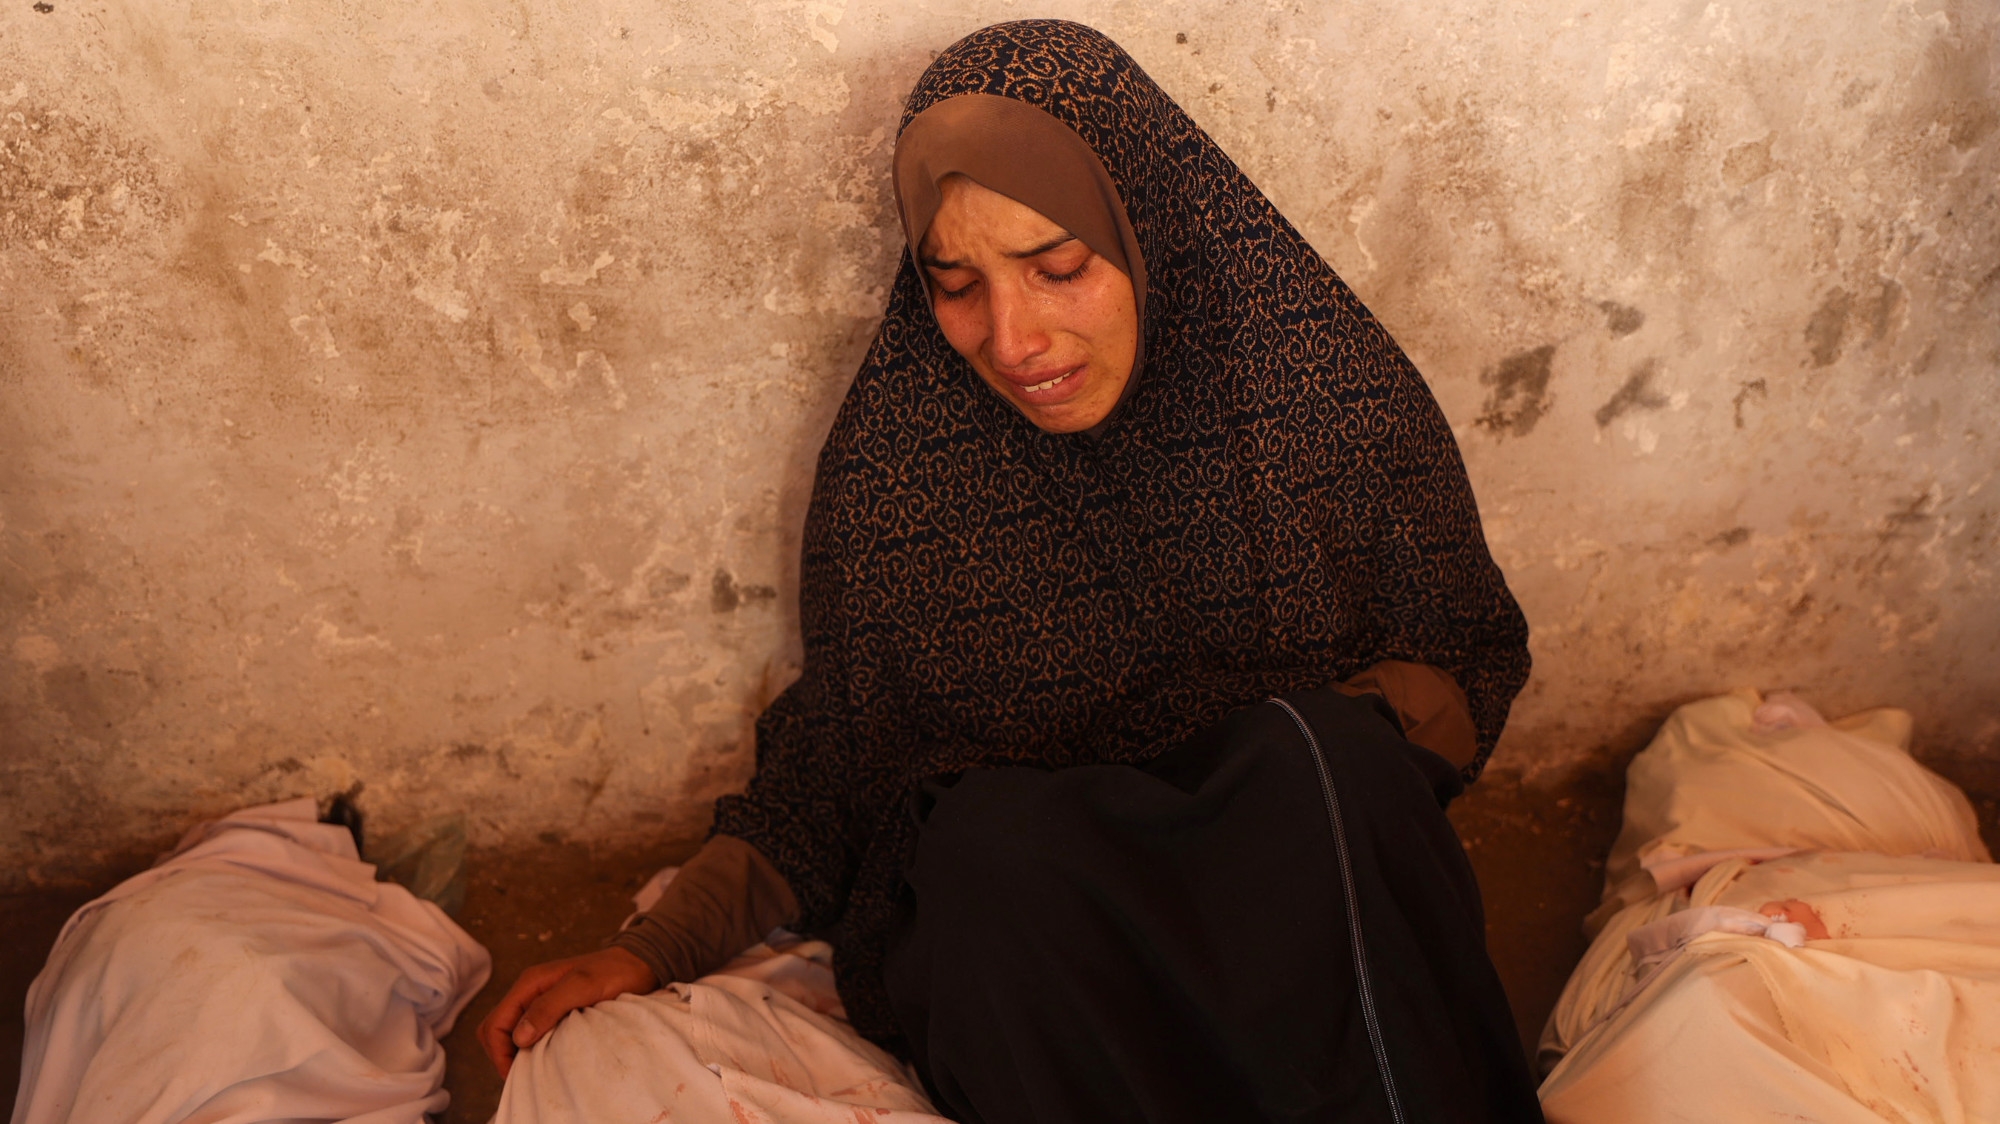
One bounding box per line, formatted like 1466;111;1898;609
713;19;1529;1045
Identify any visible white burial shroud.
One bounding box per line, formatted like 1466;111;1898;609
13;798;490;1124
1538;690;2000;1123
495;908;955;1123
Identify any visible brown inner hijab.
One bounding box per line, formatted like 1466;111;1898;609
893;93;1148;432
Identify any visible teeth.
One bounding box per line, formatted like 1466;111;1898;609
1026;371;1073;393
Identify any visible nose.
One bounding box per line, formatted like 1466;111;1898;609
986;281;1050;372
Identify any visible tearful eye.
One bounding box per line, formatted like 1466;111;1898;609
1040;260;1091;284
933;280;976;302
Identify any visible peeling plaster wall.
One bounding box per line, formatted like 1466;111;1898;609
2;0;1995;886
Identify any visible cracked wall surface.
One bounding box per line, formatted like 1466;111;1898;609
3;0;1995;886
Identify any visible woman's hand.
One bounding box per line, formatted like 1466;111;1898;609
477;946;658;1077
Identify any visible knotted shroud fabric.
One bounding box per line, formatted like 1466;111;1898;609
714;19;1529;1043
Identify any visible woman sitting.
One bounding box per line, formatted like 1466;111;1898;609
481;20;1542;1123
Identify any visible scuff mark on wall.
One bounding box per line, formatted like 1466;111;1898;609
1594;359;1668;427
1805;287;1853;368
1478;345;1559;438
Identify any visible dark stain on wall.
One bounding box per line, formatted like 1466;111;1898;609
1919;28;1999;150
1805;287;1852;367
41;664;148;732
1978;263;2000;300
1721;136;1775;188
1709;526;1751;548
710;569;776;613
1732;378;1767;429
1863;278;1905;344
1598;301;1646;337
648;568;692;600
1594;359;1668;427
1878;491;1938;544
711;570;739;613
1477;344;1557;437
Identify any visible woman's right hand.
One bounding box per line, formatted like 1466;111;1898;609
477;946;658;1078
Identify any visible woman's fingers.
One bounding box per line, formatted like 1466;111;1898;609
512;969;607;1048
477;958;572;1077
514;948;658;1049
476;948;662;1078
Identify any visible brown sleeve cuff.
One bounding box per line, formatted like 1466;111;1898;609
607;833;800;986
1340;660;1480;771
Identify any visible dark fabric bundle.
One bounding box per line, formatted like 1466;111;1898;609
712;19;1529;1043
884;689;1543;1123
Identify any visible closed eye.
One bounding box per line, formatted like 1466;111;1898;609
1039;259;1091;284
932;277;977;302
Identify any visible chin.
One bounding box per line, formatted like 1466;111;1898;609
1018;399;1112;433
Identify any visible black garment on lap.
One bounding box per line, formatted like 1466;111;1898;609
883;689;1543;1124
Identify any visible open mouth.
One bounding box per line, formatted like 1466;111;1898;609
1015;364;1084;396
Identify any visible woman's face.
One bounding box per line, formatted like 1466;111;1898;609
919;175;1138;433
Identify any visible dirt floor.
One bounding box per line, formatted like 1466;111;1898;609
6;761;1996;1122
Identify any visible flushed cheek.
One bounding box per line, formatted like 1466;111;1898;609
931;300;993;359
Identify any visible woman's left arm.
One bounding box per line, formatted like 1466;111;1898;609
1342;659;1479;771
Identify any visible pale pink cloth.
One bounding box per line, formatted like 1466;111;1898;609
1640;845;1799;893
495;934;954;1124
12;798;490;1124
1541;691;2000;1123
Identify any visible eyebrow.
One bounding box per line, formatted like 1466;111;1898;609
920;234;1078;272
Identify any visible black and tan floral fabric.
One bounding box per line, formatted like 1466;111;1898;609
711;19;1529;1043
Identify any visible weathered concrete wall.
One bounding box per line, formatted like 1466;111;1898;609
3;0;1994;886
